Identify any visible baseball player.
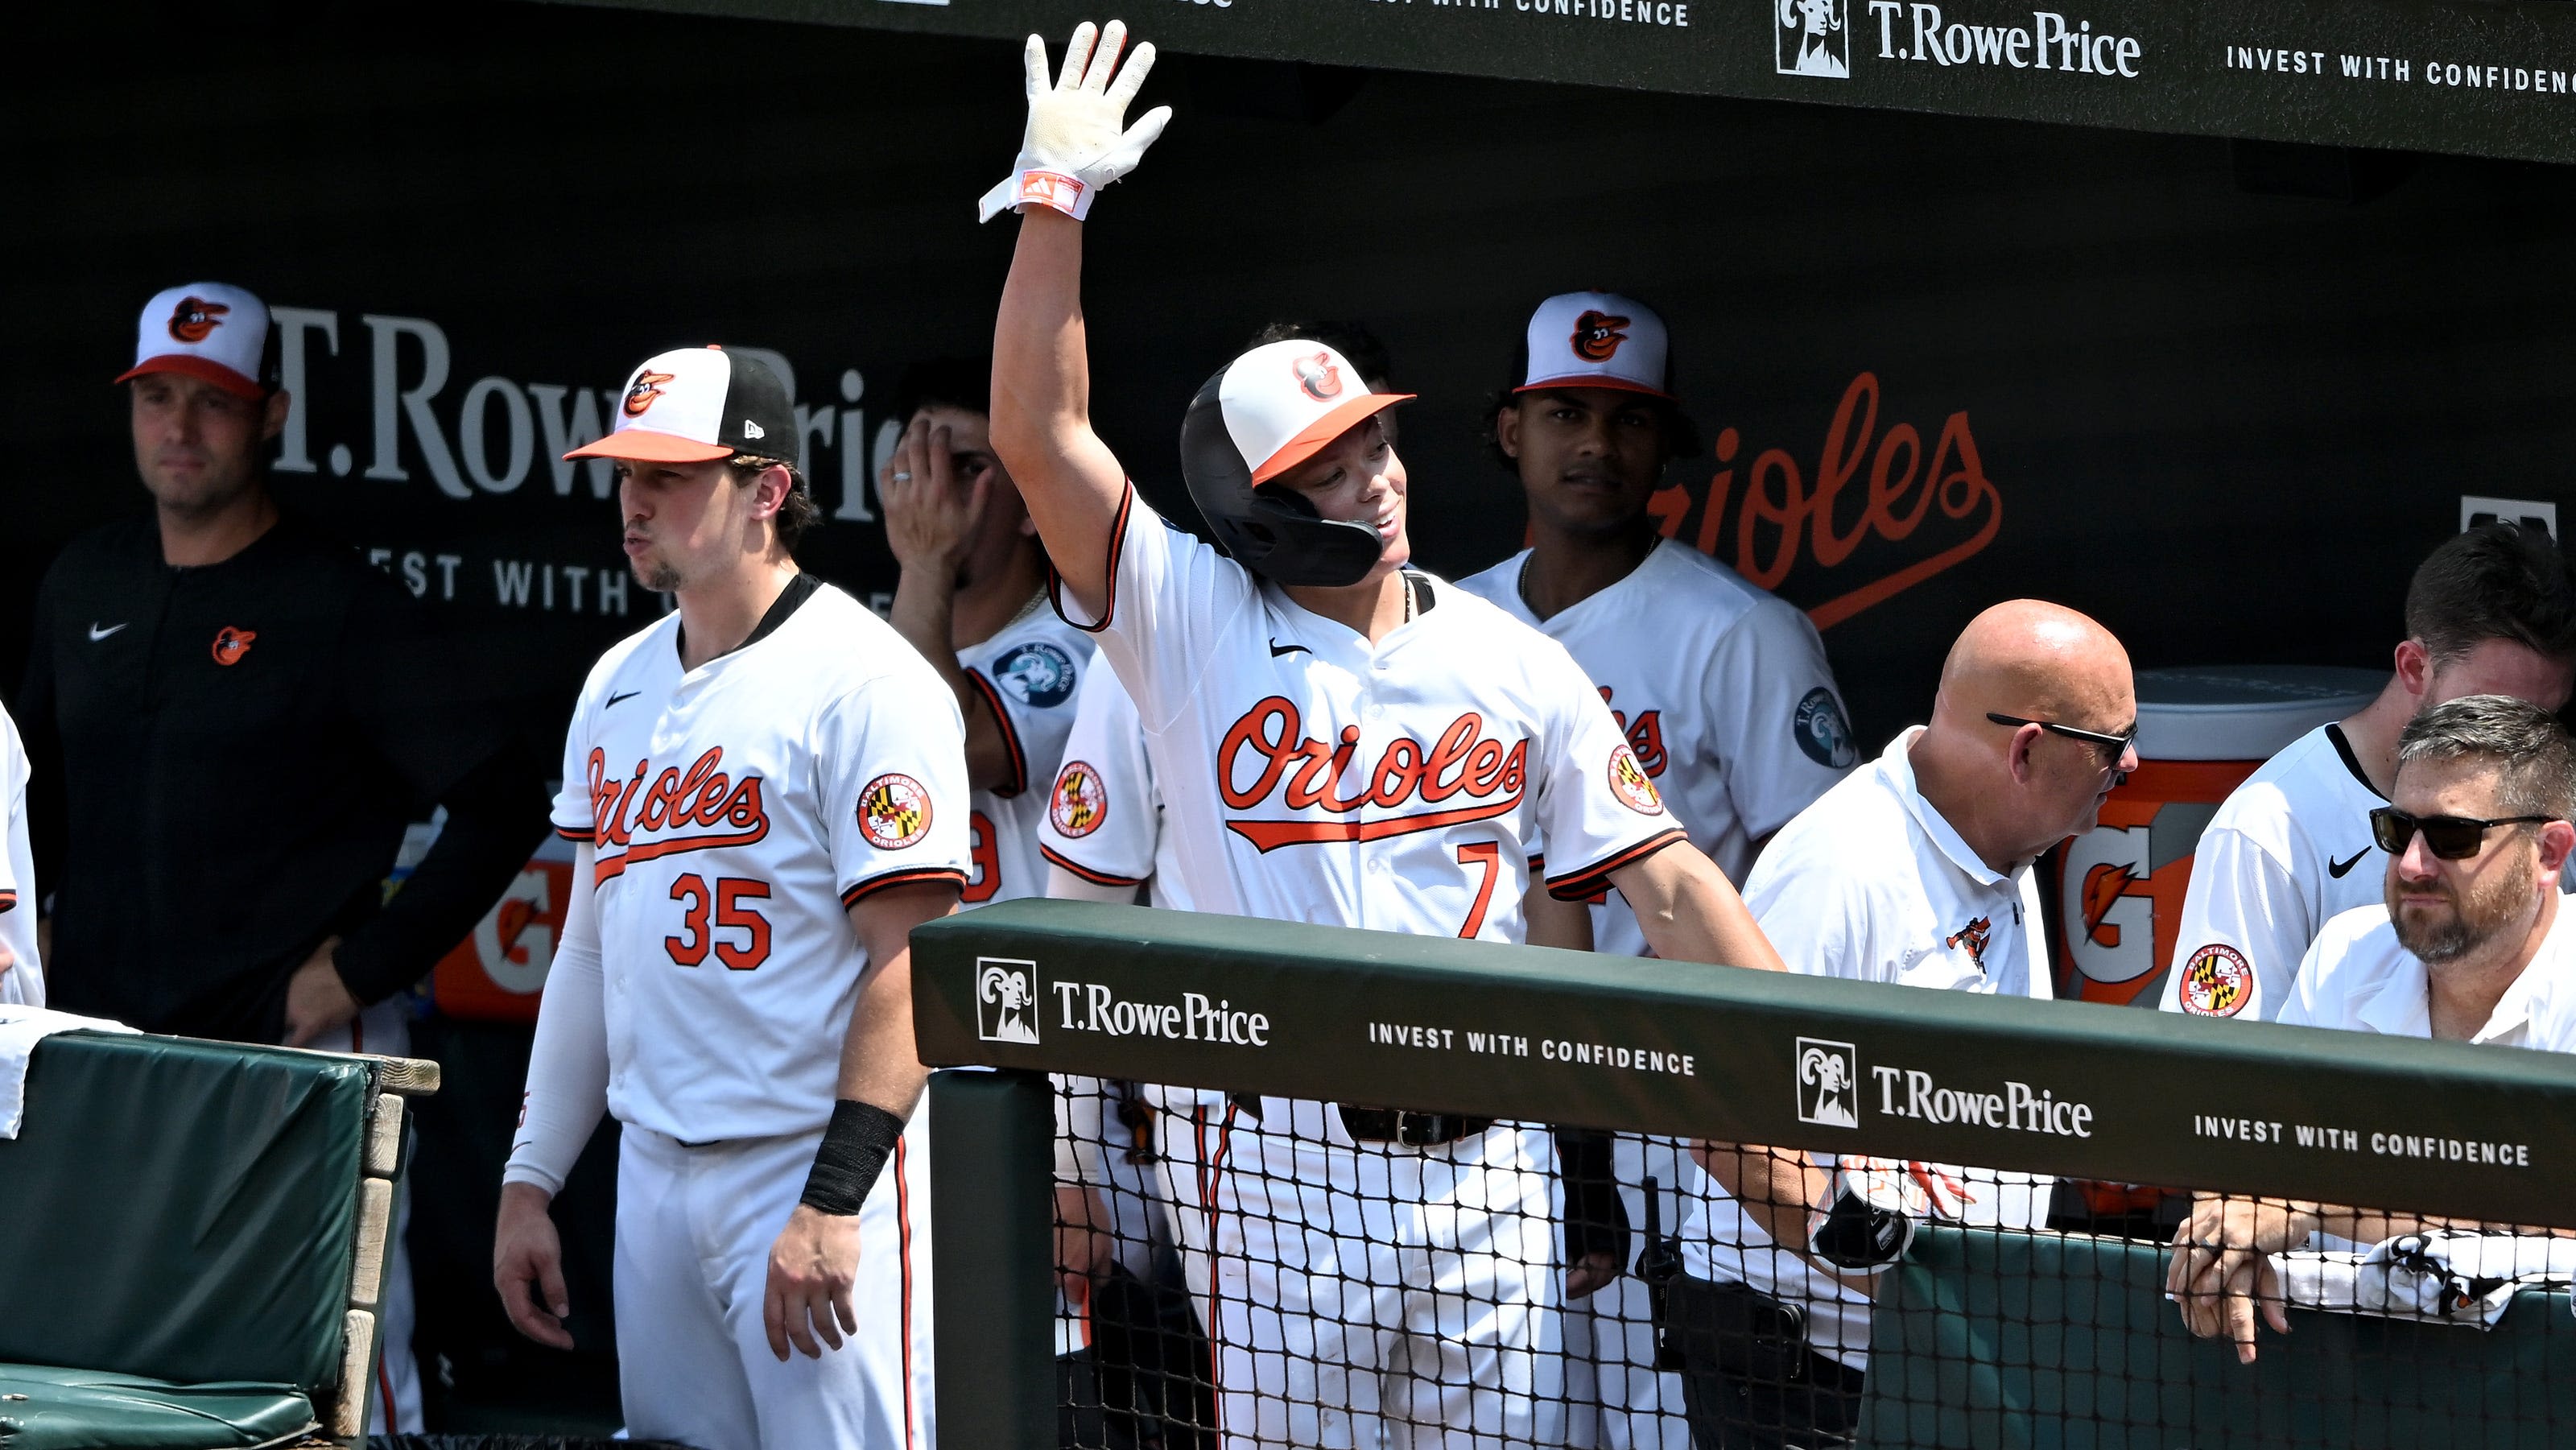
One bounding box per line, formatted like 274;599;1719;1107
1674;600;2128;1447
879;357;1097;909
20;282;549;1431
2169;694;2576;1364
983;23;1786;1444
1457;291;1853;1449
2161;523;2576;1023
0;700;43;1006
491;346;969;1450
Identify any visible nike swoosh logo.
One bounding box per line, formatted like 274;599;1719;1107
605;691;641;708
87;622;127;642
2327;848;2372;878
1267;639;1311;658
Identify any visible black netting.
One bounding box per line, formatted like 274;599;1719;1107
1046;1077;2574;1448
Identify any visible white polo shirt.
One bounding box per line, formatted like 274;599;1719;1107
2283;899;2576;1050
1680;725;2052;1369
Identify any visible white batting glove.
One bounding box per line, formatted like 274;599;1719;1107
977;20;1174;223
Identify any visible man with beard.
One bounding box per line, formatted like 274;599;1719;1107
2161;523;2576;1023
2166;693;2576;1365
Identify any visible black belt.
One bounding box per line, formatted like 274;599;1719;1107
1335;1104;1494;1146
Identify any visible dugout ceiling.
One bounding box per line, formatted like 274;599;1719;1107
11;2;2576;752
570;0;2576;167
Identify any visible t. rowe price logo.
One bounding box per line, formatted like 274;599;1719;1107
1792;1036;2099;1138
1865;2;2145;76
1050;978;1272;1047
977;956;1042;1044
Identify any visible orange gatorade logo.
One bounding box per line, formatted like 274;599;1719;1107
1051;761;1107;839
622;370;675;418
858;772;934;850
1217;696;1527;852
210;626;257;666
2178;944;2252;1018
1607;744;1664;816
1291;351;1344;401
167;295;229;343
2080;861;2141;947
586;746;771;882
1571;309;1630;362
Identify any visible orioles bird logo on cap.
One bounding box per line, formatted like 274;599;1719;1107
168;296;230;344
1291;352;1344;402
623;370;675;419
1571;310;1631;362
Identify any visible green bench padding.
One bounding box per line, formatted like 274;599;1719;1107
0;1031;369;1393
0;1365;312;1449
1863;1225;2576;1448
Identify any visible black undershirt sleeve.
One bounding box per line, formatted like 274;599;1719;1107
329;585;551;1006
14;572;66;914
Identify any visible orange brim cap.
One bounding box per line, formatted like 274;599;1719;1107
1249;393;1415;485
114;354;262;400
563;428;735;464
1515;374;1675;401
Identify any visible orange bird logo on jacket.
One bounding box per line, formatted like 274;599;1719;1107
211;626;258;666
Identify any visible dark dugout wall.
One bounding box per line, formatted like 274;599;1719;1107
13;0;2574;1418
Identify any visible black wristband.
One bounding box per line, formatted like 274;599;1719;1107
801;1100;906;1217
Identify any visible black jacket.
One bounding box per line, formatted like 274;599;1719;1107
18;513;549;1041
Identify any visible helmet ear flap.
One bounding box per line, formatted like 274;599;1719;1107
1179;369;1384;589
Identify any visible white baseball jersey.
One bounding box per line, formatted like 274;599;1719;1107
2160;723;2386;1024
1458;539;1853;952
1681;726;2053;1370
959;605;1096;908
548;576;971;1144
0;700;44;1006
2284;901;2576;1051
1037;663;1192;910
1058;488;1685;935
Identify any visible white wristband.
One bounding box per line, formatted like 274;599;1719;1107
976;159;1096;223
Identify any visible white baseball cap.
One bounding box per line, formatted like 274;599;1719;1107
1517;291;1672;399
1218;340;1414;485
564;345;796;465
116;282;270;399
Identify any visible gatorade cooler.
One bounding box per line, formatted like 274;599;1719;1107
429;832;578;1022
2048;665;2386;1006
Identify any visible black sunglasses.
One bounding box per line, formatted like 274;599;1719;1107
2368;806;2557;861
1984;712;2138;764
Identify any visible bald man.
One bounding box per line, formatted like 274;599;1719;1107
1668;601;2138;1449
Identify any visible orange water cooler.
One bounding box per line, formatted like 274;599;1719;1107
2048;666;2385;1006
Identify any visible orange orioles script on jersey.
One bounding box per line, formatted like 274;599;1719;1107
1218;695;1530;851
585;746;770;883
211;626;257;665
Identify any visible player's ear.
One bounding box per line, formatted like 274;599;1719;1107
1494;403;1523;460
2394;638;2433;699
261;388;292;442
2540;820;2576;878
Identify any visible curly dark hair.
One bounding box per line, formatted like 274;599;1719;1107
725;452;819;545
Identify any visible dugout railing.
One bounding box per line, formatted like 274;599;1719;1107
912;899;2576;1448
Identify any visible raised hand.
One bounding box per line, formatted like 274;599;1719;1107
978;19;1174;221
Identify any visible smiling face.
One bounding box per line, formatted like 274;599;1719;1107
130;373;284;519
1496;386;1673;540
614;456;787;593
1265;411;1410;582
